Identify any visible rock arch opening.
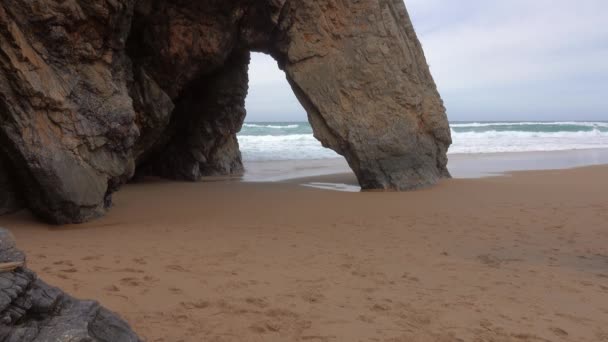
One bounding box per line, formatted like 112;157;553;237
239;52;339;167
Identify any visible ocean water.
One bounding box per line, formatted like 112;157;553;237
238;121;608;161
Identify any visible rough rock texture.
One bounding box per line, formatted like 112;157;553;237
0;1;139;223
277;1;452;189
137;50;250;180
0;228;142;341
0;0;451;223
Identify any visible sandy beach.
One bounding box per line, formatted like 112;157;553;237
1;0;606;340
1;159;607;341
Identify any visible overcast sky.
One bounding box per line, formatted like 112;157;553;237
245;0;608;122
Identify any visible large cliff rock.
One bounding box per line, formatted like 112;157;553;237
0;0;451;223
276;1;451;189
0;228;142;341
0;1;139;223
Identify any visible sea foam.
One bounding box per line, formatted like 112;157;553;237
238;121;608;161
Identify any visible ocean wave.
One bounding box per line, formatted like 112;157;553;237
451;121;608;128
451;128;608;138
239;134;312;140
238;134;340;161
449;129;608;154
237;122;608;161
243;123;300;129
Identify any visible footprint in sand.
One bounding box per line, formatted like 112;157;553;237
245;297;269;309
550;327;569;337
477;254;502;268
301;291;325;304
169;287;183;294
143;275;159;282
340;263;353;270
53;260;74;267
120;277;142;287
351;270;368;278
249;308;306;335
166;264;188;272
115;268;145;274
249;321;282;334
401;273;420;282
249;323;268;334
133;258;147;265
358;315;375;323
180;301;210;310
104;285;121;292
371;303;391;312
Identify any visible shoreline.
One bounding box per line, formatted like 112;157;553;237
242;148;608;189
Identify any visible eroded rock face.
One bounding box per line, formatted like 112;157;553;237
137;50;250;180
1;0;451;223
0;0;139;223
278;1;452;189
0;228;142;341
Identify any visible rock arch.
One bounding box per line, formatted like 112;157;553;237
0;0;451;223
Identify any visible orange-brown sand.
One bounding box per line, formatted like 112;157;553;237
1;166;608;341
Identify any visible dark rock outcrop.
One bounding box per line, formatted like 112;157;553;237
0;228;142;341
0;1;139;223
0;157;21;215
137;50;250;180
1;0;451;223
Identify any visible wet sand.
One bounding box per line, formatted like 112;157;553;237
1;165;608;341
244;148;608;182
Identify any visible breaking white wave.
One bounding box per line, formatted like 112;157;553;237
449;128;608;154
238;134;340;161
238;121;608;161
243;123;300;129
450;121;608;128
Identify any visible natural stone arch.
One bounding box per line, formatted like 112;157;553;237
133;0;451;186
0;0;451;223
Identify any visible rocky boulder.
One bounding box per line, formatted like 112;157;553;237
0;0;451;223
0;228;142;341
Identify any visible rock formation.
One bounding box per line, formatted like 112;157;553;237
0;228;142;341
0;0;451;223
0;158;21;216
